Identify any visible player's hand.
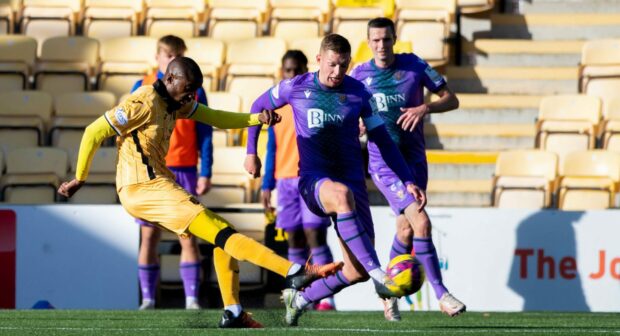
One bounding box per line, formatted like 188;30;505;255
258;109;281;126
261;189;272;211
244;154;262;178
358;119;367;137
196;177;211;195
57;179;85;198
397;104;430;132
406;183;427;212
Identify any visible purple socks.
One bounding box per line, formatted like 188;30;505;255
336;211;381;272
301;270;350;303
180;262;200;299
413;237;448;299
390;235;413;260
288;247;310;265
310;245;334;265
138;264;159;301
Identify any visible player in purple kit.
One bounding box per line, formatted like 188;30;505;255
350;17;465;320
244;34;427;326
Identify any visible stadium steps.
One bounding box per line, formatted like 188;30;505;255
461;40;584;67
428;94;541;124
446;66;579;95
512;0;620;13
367;151;497;207
489;13;620;40
425;123;535;150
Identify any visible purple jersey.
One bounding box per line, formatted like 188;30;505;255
351;53;446;170
256;72;378;182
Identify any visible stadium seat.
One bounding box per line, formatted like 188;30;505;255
395;0;454;67
492;150;558;209
67;147;117;204
457;0;495;14
211;146;259;202
223;38;285;111
83;0;143;41
50;91;116;155
269;0;330;43
21;0;81;52
98;37;157;100
185;38;225;92
536;95;602;164
558;150;620;210
579;39;620;94
288;38;322;71
207;0;269;43
0;35;37;92
34;36;99;97
601;97;620;152
353;40;412;64
199;185;246;206
0;2;14;34
144;0;206;38
331;1;386;55
0;147;68;203
0;90;53;154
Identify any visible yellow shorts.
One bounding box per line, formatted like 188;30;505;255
118;177;204;235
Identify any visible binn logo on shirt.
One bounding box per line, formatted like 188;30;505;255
307;108;344;129
373;92;406;112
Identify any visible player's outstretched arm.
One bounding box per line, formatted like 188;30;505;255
190;104;280;129
58;116;116;198
397;86;459;132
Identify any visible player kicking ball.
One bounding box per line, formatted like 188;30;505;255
245;34;426;327
351;18;466;320
58;57;343;328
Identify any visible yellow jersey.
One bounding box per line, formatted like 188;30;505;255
103;85;199;189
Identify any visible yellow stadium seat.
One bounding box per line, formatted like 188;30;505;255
1;146;68;203
98;37;157;100
223;38;285;111
457;0;495;14
50;91;116;155
580;39;620;112
536;95;602;164
332;6;384;57
289;38;322;71
269;0;330;43
492;150;558;209
353;40;412;64
207;0;269;43
0;35;37;91
333;0;394;17
20;0;81;52
211;146;259;202
144;0;205;38
558;150;620;210
185;38;225;92
199;185;246;206
34;36;99;97
602;97;620;152
83;0;143;41
0;3;13;34
68;147;117;204
0;90;53;154
395;0;454;67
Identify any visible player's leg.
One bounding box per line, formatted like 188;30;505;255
137;222;161;310
178;235;201;309
277;178;310;266
303;210;335;311
403;205;465;316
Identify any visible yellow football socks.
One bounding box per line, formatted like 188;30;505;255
213;247;240;306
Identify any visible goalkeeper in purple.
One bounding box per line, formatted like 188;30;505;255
244;34;427;327
351;18;465;320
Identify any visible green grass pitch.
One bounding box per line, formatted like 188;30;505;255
1;310;619;335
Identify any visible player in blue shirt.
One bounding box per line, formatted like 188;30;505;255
351;18;465;320
245;34;427;326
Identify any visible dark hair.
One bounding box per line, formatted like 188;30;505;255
169;56;203;90
282;49;308;67
367;17;397;38
158;35;187;55
320;34;351;54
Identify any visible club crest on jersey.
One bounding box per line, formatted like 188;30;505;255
365;77;373;85
338;94;347;104
115;107;128;125
304;90;311;98
394;71;402;80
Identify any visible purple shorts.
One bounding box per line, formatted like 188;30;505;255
298;175;375;239
275;177;330;232
135;168;198;227
370;160;428;216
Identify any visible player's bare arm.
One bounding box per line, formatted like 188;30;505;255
397;86;459;132
406;183;427;212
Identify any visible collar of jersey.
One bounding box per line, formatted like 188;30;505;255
370;57;396;72
313;71;343;92
153;79;181;113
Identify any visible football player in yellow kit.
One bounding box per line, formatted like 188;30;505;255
58;57;342;328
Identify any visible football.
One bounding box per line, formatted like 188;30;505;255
386;254;425;297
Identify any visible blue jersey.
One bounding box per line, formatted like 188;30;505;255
351;53;446;167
